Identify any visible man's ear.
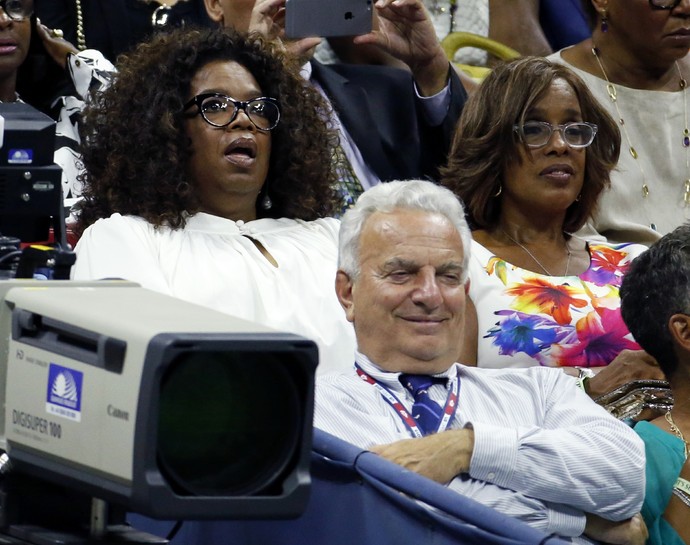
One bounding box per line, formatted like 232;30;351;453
670;313;690;352
335;270;355;323
204;0;224;24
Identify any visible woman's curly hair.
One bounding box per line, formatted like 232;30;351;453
75;26;342;231
440;56;620;234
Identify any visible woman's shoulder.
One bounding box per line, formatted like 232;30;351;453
468;231;494;256
548;41;601;78
282;216;341;241
79;213;160;242
634;420;686;456
87;213;152;229
466;236;500;274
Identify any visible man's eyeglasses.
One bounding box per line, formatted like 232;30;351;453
513;121;598;149
183;93;281;132
649;0;683;9
0;0;33;20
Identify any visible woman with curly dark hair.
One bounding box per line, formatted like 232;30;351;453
442;56;665;406
71;26;355;374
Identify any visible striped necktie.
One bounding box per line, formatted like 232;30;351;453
333;141;364;215
399;374;445;435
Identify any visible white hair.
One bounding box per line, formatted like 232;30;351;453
338;180;472;280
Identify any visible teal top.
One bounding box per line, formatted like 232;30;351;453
634;421;687;545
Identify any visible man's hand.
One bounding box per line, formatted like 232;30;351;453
352;0;450;96
586;349;666;399
248;0;321;62
248;0;284;38
370;428;474;484
584;513;648;545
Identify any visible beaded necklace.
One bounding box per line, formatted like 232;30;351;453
591;46;690;230
75;0;85;50
74;0;189;50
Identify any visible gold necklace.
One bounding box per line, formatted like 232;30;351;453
591;46;690;225
75;0;86;51
74;0;189;47
501;230;572;276
666;410;689;458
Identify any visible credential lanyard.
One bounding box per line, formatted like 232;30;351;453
355;364;460;438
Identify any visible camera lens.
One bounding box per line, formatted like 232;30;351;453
157;350;302;496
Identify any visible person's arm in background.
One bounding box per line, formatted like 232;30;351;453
353;0;451;97
248;0;467;181
34;21;115;208
487;0;551;58
326;5;410;71
248;0;456;98
662;455;690;543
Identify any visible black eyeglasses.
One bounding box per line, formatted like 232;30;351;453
513;121;598;149
183;93;281;132
649;0;683;9
0;0;33;20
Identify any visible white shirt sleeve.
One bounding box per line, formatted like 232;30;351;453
467;368;645;521
414;78;451;127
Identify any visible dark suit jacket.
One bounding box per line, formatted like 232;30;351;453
311;61;467;184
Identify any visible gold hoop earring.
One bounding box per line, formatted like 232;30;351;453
493;185;502;197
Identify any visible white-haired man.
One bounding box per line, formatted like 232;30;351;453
315;179;647;545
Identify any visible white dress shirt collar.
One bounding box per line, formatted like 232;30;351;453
354;350;457;390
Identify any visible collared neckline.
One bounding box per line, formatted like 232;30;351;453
354;350;456;392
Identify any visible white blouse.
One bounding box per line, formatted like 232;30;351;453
72;213;356;375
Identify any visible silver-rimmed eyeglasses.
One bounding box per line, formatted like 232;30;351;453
0;0;33;20
183;93;281;131
513;121;598;149
649;0;683;9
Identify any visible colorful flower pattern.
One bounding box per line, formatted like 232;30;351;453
471;240;645;369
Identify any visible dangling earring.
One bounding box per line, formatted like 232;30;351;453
600;9;609;33
261;193;273;210
493;185;502;197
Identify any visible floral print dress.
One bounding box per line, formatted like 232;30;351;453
469;238;647;369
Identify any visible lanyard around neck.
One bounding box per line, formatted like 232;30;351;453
355;364;460;438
